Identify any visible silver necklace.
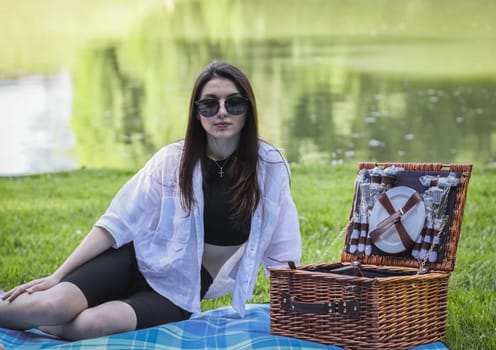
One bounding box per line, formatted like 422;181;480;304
213;158;228;178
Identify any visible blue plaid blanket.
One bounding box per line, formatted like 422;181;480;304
0;304;449;349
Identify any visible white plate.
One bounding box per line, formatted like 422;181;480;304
369;186;425;254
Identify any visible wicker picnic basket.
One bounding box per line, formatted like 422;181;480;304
269;162;472;350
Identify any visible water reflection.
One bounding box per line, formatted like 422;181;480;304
71;45;155;169
0;73;76;176
70;37;496;168
286;85;337;164
1;0;496;175
330;75;496;165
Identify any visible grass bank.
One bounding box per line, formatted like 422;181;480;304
0;0;160;73
0;165;494;349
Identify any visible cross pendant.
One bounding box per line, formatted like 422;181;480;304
218;169;224;178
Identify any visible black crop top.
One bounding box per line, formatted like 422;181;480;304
202;156;250;246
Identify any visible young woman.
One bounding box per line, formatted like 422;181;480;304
0;61;301;340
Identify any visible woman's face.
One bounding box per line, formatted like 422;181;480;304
197;77;247;145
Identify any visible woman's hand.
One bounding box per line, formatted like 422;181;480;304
1;226;114;304
2;275;60;303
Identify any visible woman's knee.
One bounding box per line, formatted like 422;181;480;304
35;282;87;320
3;282;86;325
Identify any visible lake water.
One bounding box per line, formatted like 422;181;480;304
1;0;495;175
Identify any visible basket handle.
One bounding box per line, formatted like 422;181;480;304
281;293;360;319
267;257;297;269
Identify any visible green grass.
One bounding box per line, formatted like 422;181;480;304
0;165;495;349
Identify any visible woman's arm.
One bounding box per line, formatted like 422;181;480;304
2;226;115;302
52;226;115;281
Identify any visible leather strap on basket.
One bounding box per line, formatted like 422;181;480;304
281;293;360;319
369;191;422;250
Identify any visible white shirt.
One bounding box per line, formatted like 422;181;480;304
95;140;301;315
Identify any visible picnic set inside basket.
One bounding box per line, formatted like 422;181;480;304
269;162;472;350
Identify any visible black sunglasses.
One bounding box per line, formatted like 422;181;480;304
195;96;249;117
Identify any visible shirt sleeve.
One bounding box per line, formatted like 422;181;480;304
95;153;164;248
262;163;302;274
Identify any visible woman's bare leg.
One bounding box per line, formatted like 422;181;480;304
40;300;137;340
0;282;87;330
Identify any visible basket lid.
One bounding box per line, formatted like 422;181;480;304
341;162;472;273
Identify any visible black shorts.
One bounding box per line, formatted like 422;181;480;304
62;243;213;330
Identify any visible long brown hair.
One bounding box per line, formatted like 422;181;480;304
179;61;261;228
